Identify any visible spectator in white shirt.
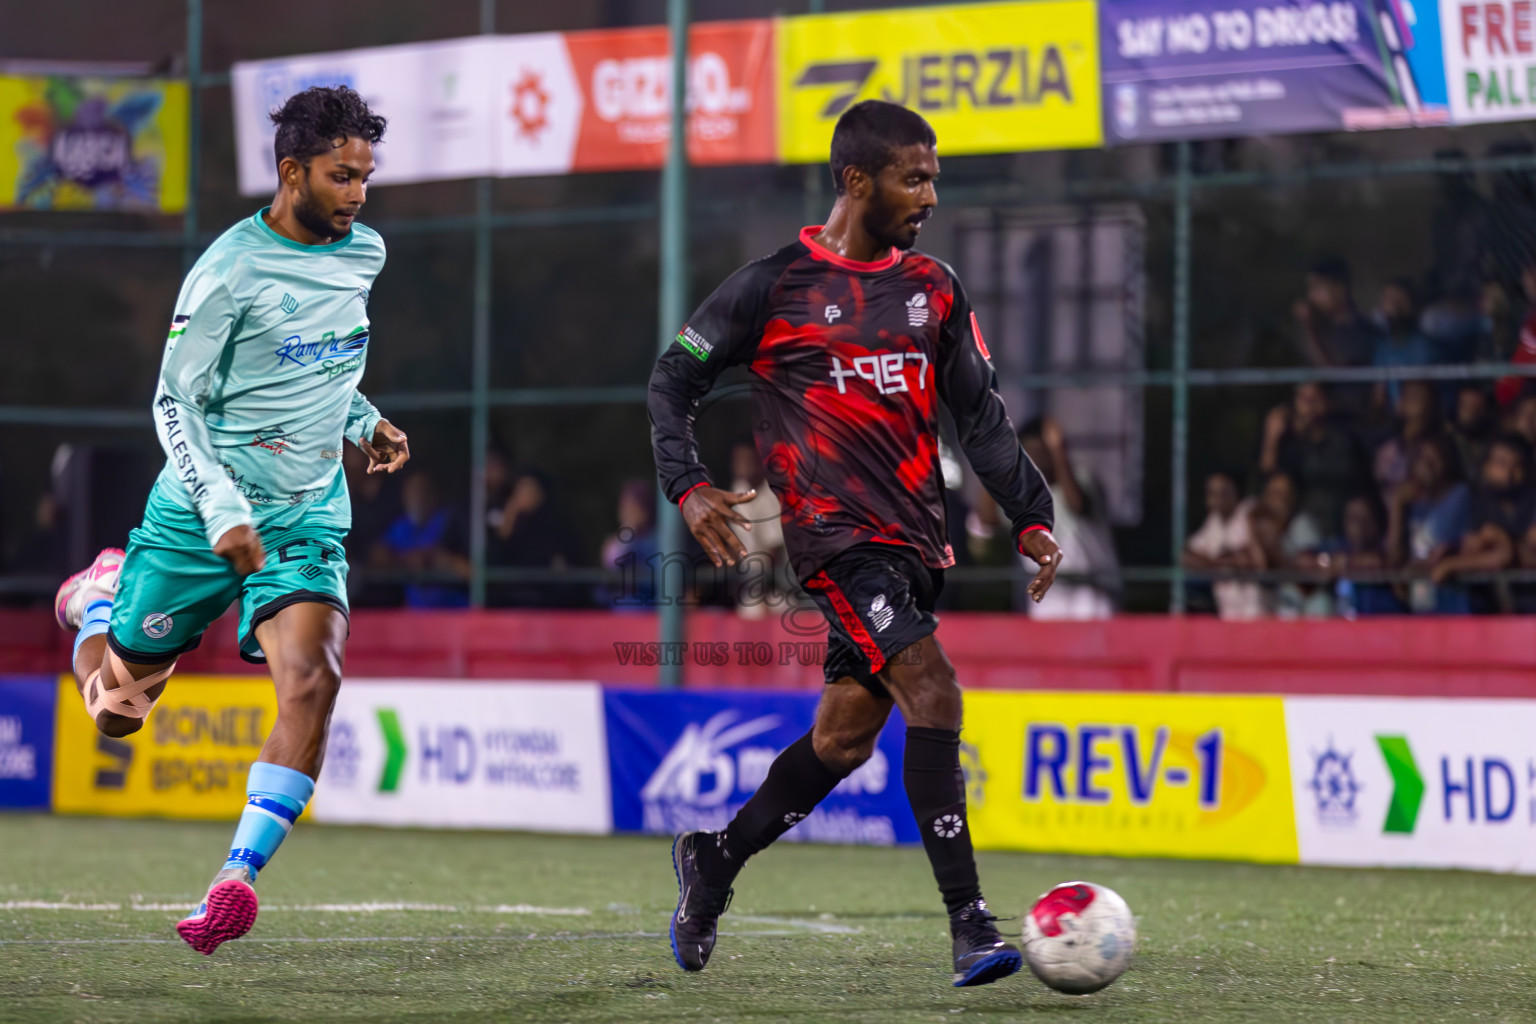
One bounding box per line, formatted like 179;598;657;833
1183;470;1265;619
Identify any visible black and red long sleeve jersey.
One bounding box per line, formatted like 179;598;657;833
648;225;1053;583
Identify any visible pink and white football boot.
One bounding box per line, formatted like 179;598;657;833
54;547;125;632
177;869;260;956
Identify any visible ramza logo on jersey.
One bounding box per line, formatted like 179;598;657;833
964;692;1298;862
273;327;369;369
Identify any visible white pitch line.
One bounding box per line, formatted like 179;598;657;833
0;928;846;947
5;901;594;915
0;901;121;911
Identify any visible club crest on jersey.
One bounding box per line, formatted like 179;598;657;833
906;293;930;327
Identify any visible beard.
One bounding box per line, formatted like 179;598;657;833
860;192;927;252
293;180;341;239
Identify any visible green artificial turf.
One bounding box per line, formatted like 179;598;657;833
1;814;1532;1022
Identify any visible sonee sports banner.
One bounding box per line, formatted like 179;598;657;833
52;675;276;820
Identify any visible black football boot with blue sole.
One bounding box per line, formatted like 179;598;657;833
950;898;1023;987
669;831;735;972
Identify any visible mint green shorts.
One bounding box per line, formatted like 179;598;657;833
108;489;349;665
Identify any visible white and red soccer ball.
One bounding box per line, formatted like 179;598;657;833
1022;881;1136;994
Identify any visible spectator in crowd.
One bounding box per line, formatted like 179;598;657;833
727;442;788;618
1373;380;1441;511
1431;435;1536;609
1371;278;1438;410
1296;258;1377;369
487;466;577;608
1183;470;1264;620
344;443;404;607
598;479;659;608
1249;471;1328;617
1449;384;1497;482
371;470;470;608
1321;494;1403;616
1261;382;1367;543
1506;392;1536;452
1294;257;1377;417
1495;260;1536;406
1017;417;1119;619
1386;434;1472;613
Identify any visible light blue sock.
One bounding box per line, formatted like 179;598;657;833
223;762;315;880
73;598;112;661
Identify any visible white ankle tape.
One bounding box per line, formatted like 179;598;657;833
85;660;173;720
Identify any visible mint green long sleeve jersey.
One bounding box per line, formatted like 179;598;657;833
151;208;386;547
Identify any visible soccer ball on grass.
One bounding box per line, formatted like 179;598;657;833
1021;881;1136;994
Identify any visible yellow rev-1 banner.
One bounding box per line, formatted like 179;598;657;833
777;0;1102;165
963;692;1298;863
53;676;275;819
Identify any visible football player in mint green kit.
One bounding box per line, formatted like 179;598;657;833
53;86;411;956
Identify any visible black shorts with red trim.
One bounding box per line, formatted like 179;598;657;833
802;542;942;698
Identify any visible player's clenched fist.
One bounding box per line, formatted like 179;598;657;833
213;524;267;576
360;419;410;474
681;485;756;567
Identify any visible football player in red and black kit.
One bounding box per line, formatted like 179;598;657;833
648;100;1062;988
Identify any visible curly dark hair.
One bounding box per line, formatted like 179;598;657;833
269;85;386;171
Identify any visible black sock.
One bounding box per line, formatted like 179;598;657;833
711;731;848;878
905;726;982;916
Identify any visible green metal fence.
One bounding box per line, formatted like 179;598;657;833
7;0;1536;633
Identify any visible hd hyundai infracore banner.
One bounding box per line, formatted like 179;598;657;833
13;675;1536;875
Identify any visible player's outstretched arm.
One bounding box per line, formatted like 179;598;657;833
647;256;783;561
156;268;257;554
935;272;1059;599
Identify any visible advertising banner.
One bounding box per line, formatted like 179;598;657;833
1287;697;1536;872
233;22;776;194
963;692;1298;862
232;37;510;195
0;677;58;810
53;676;275;819
1100;0;1450;144
0;75;188;212
310;681;611;833
1442;0;1536;122
777;0;1103;165
604;689;919;845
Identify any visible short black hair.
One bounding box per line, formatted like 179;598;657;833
270;85;386;171
829;100;936;195
1488;432;1533;469
1308;256;1351;288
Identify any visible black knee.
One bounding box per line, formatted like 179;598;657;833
902;662;962;731
812;721;880;777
